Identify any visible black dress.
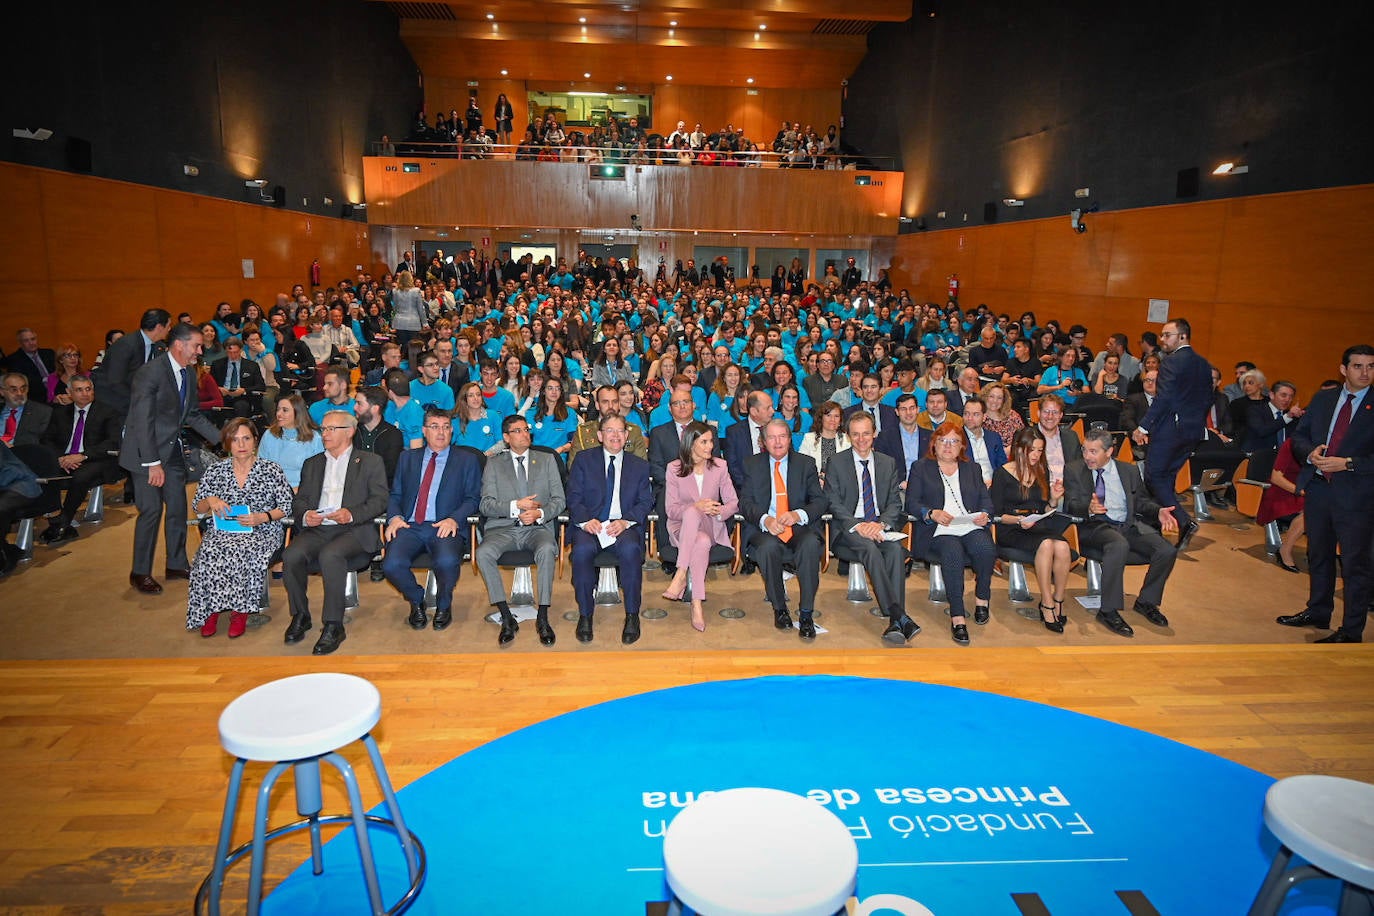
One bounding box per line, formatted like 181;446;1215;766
990;466;1065;552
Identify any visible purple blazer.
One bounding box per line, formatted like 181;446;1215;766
665;457;739;549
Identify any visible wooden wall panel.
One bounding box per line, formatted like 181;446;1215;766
155;194;241;280
887;184;1374;397
40;171;161;282
0;165;49;287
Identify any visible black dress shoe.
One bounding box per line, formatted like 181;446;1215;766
284;613;312;644
973;605;990;625
536;615;556;646
312;623;346;655
837;560;850;575
49;525;79;545
1274;554;1301;574
1175;520;1200;552
739;558;758;576
432;607;452;631
1132;601;1169;627
1276;610;1329;629
622;613;641;645
407;602;428;630
129;573;163;594
576;614;594;643
1097;609;1135;637
882;615;920;646
1314;630;1362;644
164;567;191;580
950;622;970;646
369;560;386;582
798;615;816;640
498;614;519;647
773;608;794;630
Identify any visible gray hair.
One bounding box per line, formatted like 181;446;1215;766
1083;428;1114;451
322;410;357;429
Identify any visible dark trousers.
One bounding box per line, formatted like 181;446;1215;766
56;458;117;525
1144;426;1199;528
1;490;38;542
749;525;823;613
1077;520;1176;613
283;525;375;624
382;523;464;611
130;456;190;575
1303;477;1374;637
928;528;997;617
570;526;644;617
833;529;908;618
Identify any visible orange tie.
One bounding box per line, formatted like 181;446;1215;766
773;459;792;543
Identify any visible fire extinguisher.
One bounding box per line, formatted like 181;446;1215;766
310;259;322;287
947;273;960;301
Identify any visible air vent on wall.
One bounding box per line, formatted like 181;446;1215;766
812;19;876;35
389;2;456;21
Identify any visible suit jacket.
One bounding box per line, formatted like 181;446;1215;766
946;388;983;416
963;427;1007;475
1063;458;1162;535
1291;386;1374;494
3;349;56;403
118;356;220;473
294;449;390;553
566;447;653;529
210;357;267;395
479;448;566;532
904;458;995;559
823;447;905;534
1243;398;1301;453
724;417;768;491
1120;393;1152;459
42;400;121;459
648;421;687;491
737;450;827;543
842;402;904;465
94;330;160;416
4;401;52;448
1047;425;1084;465
664;458;738;548
568;419;648;461
1140;345;1214;442
387;446;483;543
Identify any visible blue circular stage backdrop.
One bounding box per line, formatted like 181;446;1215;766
265;675;1343;915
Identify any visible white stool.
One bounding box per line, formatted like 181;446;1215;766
1247;774;1374;915
663;787;857;916
196;673;426;916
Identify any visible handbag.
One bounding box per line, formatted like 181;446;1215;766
181;437;218;483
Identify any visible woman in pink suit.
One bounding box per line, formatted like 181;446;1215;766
662;421;739;631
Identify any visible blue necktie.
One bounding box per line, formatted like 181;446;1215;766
603;455;616;519
228;362;238;389
861;459;877;521
180;367;190;411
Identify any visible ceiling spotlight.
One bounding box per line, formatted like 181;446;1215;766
500;69;508;76
665;74;673;81
578;16;586;22
746;77;754;84
486;12;494;19
1003;198;1025;207
669;19;677;26
1074;187;1091;198
182;164;199;177
1213;162;1249;175
758;23;767;29
584;72;591;78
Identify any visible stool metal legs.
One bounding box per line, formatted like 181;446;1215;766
508;565;535;608
344;570;360;611
83;484;105;523
1085;559;1103;597
1264;521;1282;555
1006;561;1032;603
595;566;622;606
1246;844;1333;916
15;518;35;561
928;564;947;603
845;562;871;602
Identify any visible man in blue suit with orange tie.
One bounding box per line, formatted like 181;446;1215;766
567;414;654;645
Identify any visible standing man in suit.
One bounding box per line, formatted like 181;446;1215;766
94;309;171;418
842;375;903;463
649;381;699;577
283;410;390;654
209;337;266;418
475;414;566;647
1132;318;1214;550
566;414;653;645
382;407;483;636
824;411;916;646
1277;344;1374;643
0;372;53;448
1064;429;1179;638
724;391;777;491
3;329;55;404
118;323;221;593
1035;393;1082;485
38;375;121;544
739;419;828;640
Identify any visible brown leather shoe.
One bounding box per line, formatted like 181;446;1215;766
130;573;163;594
164;568;190;581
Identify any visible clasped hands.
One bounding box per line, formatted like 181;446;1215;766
928;510;989;528
304;507;355;527
693;497;724;517
515;495;544;526
583;518;632;537
764;509;802;536
1308;444;1348;475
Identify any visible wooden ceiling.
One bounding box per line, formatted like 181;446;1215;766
384;0;912;90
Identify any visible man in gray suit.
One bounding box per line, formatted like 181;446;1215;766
475;414;567;647
823;411;917;646
118;323;221;594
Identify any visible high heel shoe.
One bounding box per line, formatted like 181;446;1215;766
1275;554;1300;574
662;586;687;602
1039;603;1064;634
1054;598;1066;622
691;610;707;633
227;612;249;639
200;613;220;637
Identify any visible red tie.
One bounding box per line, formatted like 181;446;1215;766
414;452;437;523
1;409;15;444
1328;393;1356;456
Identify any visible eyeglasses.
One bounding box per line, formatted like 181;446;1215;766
422;423;451;430
320;425;352;432
936;438;962;446
669;399;693;407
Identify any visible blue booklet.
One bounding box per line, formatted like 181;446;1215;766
213;505;253;533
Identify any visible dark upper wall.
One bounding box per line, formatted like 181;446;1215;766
843;0;1374;225
3;0;420;219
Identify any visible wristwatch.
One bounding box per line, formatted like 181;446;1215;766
1347;457;1355;471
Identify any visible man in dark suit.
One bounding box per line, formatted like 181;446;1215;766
0;372;53;448
209;337;266;417
1243;380;1304;453
1277;344;1374;643
1065;428;1179;638
648;381;699;575
433;338;470;394
959;398;1006;488
38;375;121;544
93;309;171;418
283;410;390;655
739;419;828;639
383;407;483;635
0;440;43;578
566;415;654;645
824;411;916;645
841;374;903;464
724;391;778;492
1132;318;1214;549
946;367;985;415
2;329;56;404
1120;369;1157;463
117;323;222;594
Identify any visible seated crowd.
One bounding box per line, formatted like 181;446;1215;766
2;252;1369;649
